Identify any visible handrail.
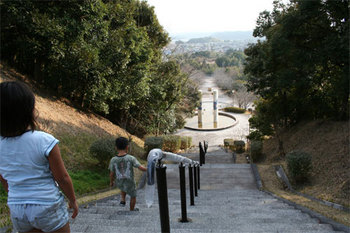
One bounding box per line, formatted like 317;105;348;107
156;159;170;233
179;163;188;222
155;141;208;232
188;163;195;206
194;164;198;197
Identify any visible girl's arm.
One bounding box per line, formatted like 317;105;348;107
48;144;78;219
0;175;8;193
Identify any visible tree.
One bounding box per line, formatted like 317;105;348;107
234;86;256;109
0;0;198;136
245;0;349;140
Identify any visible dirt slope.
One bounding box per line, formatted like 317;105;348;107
0;64;144;147
262;120;349;207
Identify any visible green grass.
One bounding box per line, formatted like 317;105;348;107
57;133;100;170
69;169;110;196
0;186;10;228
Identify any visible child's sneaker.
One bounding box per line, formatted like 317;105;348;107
131;207;139;211
119;201;126;207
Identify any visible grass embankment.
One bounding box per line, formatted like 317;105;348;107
234;152;350;227
258;164;350;226
233;120;350;227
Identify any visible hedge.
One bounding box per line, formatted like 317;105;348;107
223;107;246;114
234;140;246;153
161;135;181;152
144;136;163;155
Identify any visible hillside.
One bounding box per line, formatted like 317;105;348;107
0;63;148;227
262;120;349;207
0;63;144;153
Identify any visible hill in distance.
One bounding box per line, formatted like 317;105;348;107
171;30;258;42
187;37;222;44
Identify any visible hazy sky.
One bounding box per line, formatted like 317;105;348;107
146;0;276;34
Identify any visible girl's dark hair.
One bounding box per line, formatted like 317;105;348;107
0;81;37;137
115;137;129;150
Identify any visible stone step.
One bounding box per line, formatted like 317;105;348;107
102;193;287;203
77;208;316;227
70;222;336;233
72;210;320;226
98;202;293;211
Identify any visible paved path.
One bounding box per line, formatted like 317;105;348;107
68;147;344;232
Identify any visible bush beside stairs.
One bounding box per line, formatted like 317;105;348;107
69;147;345;233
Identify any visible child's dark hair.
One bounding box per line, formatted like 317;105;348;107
0;81;37;137
115;137;129;150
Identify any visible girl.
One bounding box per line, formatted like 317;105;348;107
0;81;78;232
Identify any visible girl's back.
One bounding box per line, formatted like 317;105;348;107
0;130;61;204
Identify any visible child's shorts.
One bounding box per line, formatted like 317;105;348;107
116;179;137;197
8;196;69;232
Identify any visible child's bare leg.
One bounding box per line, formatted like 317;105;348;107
120;191;126;202
130;197;136;210
23;228;43;232
24;222;70;233
52;222;70;232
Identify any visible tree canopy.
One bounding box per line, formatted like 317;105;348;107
1;0;199;136
244;0;349;139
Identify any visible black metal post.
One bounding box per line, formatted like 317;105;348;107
188;164;194;206
199;142;205;165
194;164;198;197
179;163;188;222
197;165;200;190
156;160;170;233
202;142;206;164
199;142;203;166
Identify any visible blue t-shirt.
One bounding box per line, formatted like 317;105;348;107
0;131;62;204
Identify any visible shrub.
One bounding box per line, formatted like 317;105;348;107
161;135;181;152
224;138;234;147
223;107;246;114
129;141;146;159
144;136;163;155
180;137;188;150
179;136;192;150
89;138;115;168
286;151;312;183
224;138;235;152
234;140;245;153
250;140;263;162
187;136;192;148
247;130;264;141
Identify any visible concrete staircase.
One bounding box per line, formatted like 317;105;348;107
69;147;345;233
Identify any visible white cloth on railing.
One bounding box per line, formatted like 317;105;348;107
147;148;193;185
145;148;194;207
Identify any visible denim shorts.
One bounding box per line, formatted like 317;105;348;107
8;196;69;232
